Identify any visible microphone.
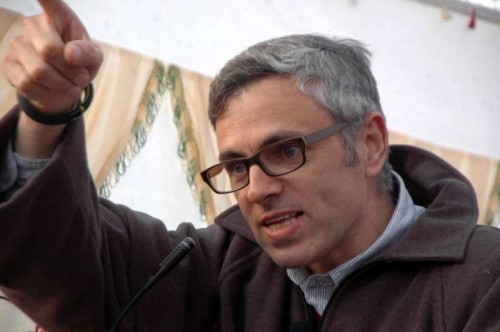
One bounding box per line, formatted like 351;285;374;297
156;237;196;280
108;237;196;332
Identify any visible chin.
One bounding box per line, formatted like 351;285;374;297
267;251;311;270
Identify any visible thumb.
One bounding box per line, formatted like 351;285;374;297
64;41;103;67
64;40;103;79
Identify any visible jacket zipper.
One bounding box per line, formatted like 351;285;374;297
299;291;318;331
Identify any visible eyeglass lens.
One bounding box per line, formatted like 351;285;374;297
207;138;306;193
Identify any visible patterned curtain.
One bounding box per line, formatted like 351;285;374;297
167;66;236;222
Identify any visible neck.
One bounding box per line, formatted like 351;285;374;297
309;188;396;274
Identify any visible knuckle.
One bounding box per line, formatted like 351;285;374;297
28;66;48;83
16;77;34;95
8;35;23;52
39;43;60;61
21;17;34;33
1;52;13;66
1;58;16;85
0;58;8;76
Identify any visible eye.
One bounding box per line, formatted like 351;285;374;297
225;161;247;176
279;144;301;160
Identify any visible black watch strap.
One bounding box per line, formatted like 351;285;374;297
17;84;94;125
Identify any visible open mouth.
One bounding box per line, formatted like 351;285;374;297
264;212;304;229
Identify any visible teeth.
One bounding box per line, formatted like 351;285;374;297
265;213;296;228
267;219;293;230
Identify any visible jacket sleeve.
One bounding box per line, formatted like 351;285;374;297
0;107;108;330
0;107;225;331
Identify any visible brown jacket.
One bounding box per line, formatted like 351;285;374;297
1;108;500;331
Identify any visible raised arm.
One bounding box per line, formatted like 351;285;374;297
1;0;103;158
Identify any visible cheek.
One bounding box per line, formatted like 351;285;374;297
233;191;253;222
234;190;247;207
311;164;366;211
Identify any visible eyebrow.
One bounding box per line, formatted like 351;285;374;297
218;130;303;162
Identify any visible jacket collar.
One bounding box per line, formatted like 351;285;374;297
215;204;255;242
381;145;478;263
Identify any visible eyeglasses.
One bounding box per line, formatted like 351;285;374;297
200;122;348;194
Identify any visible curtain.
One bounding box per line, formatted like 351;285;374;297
167;66;236;222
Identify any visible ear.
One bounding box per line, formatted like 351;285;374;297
361;112;389;178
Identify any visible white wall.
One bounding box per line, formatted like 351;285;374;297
1;0;499;225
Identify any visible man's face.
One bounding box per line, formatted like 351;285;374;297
215;76;375;273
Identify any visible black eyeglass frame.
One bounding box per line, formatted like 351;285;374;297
200;122;349;194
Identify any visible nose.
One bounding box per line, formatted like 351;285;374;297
244;164;283;203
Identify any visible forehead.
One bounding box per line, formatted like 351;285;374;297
215;76;334;154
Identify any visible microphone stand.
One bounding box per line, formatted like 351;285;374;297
108;237;196;332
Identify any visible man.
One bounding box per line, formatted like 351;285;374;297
1;0;500;331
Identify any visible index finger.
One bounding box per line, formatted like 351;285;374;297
38;0;88;42
38;0;75;23
35;0;93;86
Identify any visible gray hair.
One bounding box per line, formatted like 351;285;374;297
208;34;393;194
